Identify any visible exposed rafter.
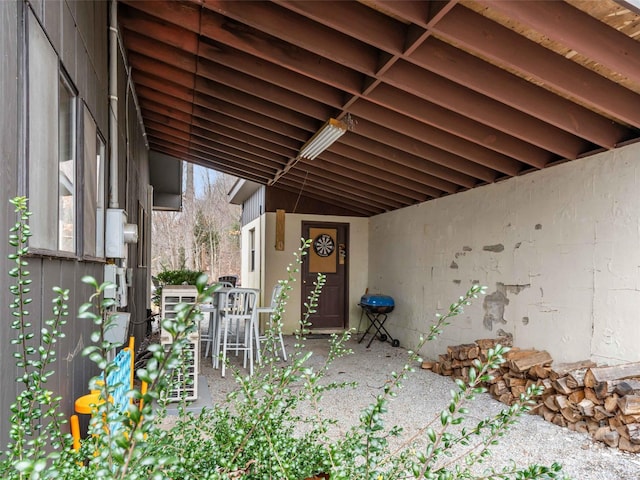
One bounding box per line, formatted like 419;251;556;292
118;0;640;217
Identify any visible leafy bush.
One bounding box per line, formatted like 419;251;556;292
0;197;566;479
152;269;204;306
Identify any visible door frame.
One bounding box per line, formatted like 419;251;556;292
301;221;349;332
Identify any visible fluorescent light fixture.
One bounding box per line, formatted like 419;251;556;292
298;118;347;160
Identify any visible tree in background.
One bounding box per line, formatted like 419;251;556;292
152;165;241;283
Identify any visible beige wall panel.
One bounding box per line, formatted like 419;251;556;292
369;143;640;365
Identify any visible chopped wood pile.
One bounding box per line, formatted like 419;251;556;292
421;338;640;453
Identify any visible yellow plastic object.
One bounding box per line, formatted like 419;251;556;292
139;381;148;412
70;414;81;451
74;390;104;415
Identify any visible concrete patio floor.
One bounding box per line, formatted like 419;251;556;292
181;334;640;479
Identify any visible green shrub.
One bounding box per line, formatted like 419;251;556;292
152;269;204;306
0;197;567;479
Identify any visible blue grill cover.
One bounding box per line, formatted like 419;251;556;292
359;294;394;313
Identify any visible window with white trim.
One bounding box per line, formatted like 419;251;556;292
249;228;256;272
27;12;79;254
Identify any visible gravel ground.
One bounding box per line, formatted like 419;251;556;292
198;336;640;480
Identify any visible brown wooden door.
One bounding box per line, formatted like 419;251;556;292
301;222;349;330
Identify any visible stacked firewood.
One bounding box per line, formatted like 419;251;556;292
422;338;640;453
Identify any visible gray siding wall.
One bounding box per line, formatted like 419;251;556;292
0;0;21;448
241;186;265;226
0;1;150;446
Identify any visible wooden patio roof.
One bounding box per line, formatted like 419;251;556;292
119;0;640;216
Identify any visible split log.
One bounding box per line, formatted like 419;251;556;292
538;405;556;422
627;424;640;444
584;362;640;388
594;426;620;448
586;420;601;435
584;388;603;405
475;337;513;349
504;348;532;361
554;395;570;411
618;414;640;425
528;364;551;379
553;377;574;395
551;414;567;428
552;360;598;378
609;416;624;429
504;375;527;388
447;343;480;360
508;350;553;373
566;368;590;389
574;421;589;434
421;361;435;370
615;380;640;396
490;379;509;397
617;395;640;415
537;378;555;395
619;437;640;453
577;398;595;417
594;406;614;421
511;385;526;398
561;406;581;423
603;394;619;413
544;395;560;412
568;390;585;404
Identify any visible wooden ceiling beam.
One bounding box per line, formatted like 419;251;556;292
275;1;406;55
197;42;343;108
190;111;299;152
285;170;414;210
132;71;194;103
135;85;193;114
274;181;378;216
315;153;444;199
433;5;640;129
338;130;479;189
349;101;522;177
191;101;305;144
139;98;192;124
195;58;335;121
276;176;389;214
410;37;630;149
482;0;640;84
121;29;197;73
120;1;202;32
308;151;443;198
127;51;195;89
328;144;458;194
202;0;379;76
287;161;431;205
188;123;292;159
198;8;363;94
384;60;590;160
150;142;272;184
367;83;554;169
147;118;284;176
119;5;199;53
195;77;318;132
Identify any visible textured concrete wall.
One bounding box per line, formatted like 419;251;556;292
369;143;640;365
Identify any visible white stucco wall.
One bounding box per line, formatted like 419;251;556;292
241;212;369;334
368;143;640;366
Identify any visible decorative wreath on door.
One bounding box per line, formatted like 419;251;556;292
313;233;335;257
